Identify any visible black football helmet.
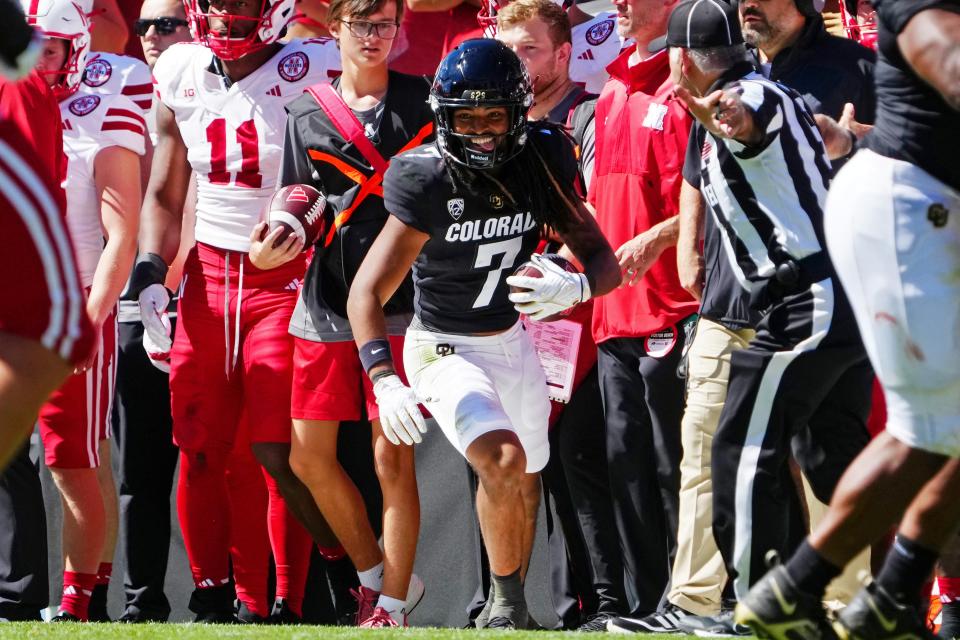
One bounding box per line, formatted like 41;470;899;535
430;39;534;170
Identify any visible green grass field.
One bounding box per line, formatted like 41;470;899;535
0;622;738;639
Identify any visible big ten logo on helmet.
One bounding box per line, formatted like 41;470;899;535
278;52;309;82
83;58;112;87
585;19;614;46
69;94;102;117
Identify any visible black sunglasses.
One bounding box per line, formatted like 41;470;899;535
134;17;189;36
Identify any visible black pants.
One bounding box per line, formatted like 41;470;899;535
598;323;689;616
542;366;626;625
111;320;180;620
0;442;47;620
712;280;871;600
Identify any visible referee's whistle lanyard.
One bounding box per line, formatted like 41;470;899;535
222;251;244;377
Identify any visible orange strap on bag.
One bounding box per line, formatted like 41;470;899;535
306;83;433;247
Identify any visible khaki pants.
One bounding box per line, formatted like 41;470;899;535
668;318;754;616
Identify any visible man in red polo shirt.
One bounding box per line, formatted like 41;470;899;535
587;0;698;623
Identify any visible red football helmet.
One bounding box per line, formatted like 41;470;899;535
183;0;298;60
839;0;877;50
478;0;574;35
20;0;91;100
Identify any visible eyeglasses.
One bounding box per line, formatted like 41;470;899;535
339;19;400;39
134;17;189;37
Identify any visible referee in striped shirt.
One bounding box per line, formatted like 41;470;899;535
651;0;869;602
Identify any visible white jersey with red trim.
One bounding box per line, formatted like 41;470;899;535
570;12;629;94
60;92;147;287
153;38;341;252
81;52;154;114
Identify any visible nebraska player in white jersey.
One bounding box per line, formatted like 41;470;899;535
135;0;343;621
24;0;144;621
480;0;627;93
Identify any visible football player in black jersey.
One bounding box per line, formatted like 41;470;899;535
736;1;960;638
346;39;620;630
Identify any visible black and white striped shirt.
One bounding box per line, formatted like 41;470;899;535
690;64;833;297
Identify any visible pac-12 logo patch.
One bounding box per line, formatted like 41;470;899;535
278;52;309;82
68;94;101;117
82;58;112;87
585;19;614;46
447;198;464;220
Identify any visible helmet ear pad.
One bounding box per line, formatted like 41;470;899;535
429;39;534;169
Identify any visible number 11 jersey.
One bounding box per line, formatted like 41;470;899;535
153;39;340;252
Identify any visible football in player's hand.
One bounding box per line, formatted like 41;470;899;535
509;253;580;321
266;184;328;248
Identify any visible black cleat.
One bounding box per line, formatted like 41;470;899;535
834;581;936;640
50;611;81;622
577;612;616;632
269;598;302;625
735;562;838;640
234;600;266;624
325;555;359;625
87;584;110;622
188;584;236;624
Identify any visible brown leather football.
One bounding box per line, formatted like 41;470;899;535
265;184;328;248
509;254;580;322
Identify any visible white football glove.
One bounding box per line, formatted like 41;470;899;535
506;253;592;321
138;283;172;372
373;374;428;446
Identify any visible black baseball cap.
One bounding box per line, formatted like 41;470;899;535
648;0;744;52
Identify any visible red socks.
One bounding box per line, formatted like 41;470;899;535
60;571;97;620
264;473;312;616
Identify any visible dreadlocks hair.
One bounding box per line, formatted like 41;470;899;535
443;121;586;237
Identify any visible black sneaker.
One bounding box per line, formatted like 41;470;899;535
188;584;236;623
578;612;616;632
735;562;838;640
485;615;516;629
50;611;81;622
835;581;936;640
269;598;302;625
607;604;690;633
677;610;751;637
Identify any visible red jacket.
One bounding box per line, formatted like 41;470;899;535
589;46;698;342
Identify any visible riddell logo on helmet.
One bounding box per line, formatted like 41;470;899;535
286;186;310;203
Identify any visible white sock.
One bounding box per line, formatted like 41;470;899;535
377;594;406;624
357;562;384;592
